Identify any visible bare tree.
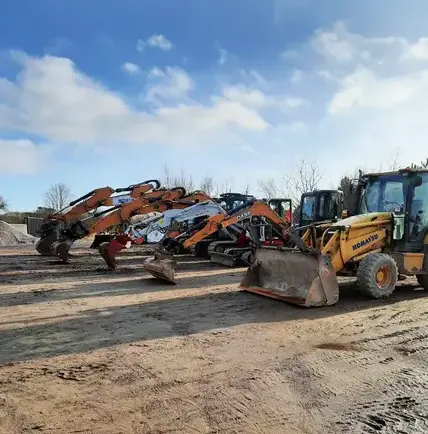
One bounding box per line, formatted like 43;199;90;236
0;196;7;212
213;179;234;196
244;182;251;195
258;178;280;199
162;166;195;192
410;158;428;169
200;176;215;196
44;183;71;211
283;159;323;204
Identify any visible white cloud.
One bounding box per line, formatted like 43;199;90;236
0;53;268;148
218;48;228;65
407;37;428;60
136;39;145;53
0;139;51;174
284;97;307;108
137;34;173;52
146;66;194;103
121;62;140;75
329;68;425;113
222;85;269;107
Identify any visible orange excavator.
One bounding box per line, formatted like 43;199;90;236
52;189;213;262
97;191;214;269
143;199;292;283
36;180;161;256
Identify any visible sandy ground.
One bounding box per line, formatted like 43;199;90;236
1;243;428;434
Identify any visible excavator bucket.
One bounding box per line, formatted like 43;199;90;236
90;234;115;249
36;232;59;256
239;248;339;307
210;252;238;267
51;239;75;262
143;252;177;284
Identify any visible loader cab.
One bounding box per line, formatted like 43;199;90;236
268;198;292;223
358;169;428;248
299;190;343;227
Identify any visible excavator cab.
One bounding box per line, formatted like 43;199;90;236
268;198;292;223
299;190;343;227
215;193;256;212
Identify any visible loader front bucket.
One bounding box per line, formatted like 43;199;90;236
36;232;59;256
143;252;177;284
51;239;75;262
239;248;339;307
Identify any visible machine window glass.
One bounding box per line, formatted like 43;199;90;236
410;173;428;240
360;177;405;214
318;193;338;220
301;196;315;222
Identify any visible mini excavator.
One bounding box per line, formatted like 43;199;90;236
143;189;344;283
96;191;219;269
35;180;161;256
51;186;187;261
142;199;293;283
240;168;428;307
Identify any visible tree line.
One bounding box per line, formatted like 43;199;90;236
1;159;427;223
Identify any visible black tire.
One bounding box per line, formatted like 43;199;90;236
417;274;428;290
356;253;398;299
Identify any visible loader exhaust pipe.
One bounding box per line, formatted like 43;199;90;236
239;247;339;307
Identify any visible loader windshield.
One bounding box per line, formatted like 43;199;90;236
360;175;406;214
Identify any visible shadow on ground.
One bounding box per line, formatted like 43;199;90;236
0;281;426;364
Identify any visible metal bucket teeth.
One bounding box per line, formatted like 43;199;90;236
98;242;117;269
239;248;339;307
52;239;75;262
143;255;177;284
36;233;59;256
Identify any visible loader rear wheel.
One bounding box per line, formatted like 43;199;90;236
357;253;398;299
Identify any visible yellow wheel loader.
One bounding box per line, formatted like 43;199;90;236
240;168;428;307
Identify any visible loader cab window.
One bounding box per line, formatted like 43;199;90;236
359;176;405;215
409;173;428;241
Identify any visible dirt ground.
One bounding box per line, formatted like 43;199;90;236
1;243;428;434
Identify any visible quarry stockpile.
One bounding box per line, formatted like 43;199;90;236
0;221;38;246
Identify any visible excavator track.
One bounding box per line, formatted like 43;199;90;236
208;241;250;267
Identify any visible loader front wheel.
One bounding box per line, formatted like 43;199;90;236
357;253;398;299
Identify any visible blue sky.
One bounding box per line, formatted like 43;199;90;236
2;0;428;210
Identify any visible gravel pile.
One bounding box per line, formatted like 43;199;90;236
0;221;38;246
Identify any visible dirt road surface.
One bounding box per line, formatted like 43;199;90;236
1;244;428;434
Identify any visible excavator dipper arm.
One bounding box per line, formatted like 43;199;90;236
52;186;185;261
97;192;216;269
36;180;161;256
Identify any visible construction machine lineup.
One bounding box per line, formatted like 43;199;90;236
35;168;428;307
